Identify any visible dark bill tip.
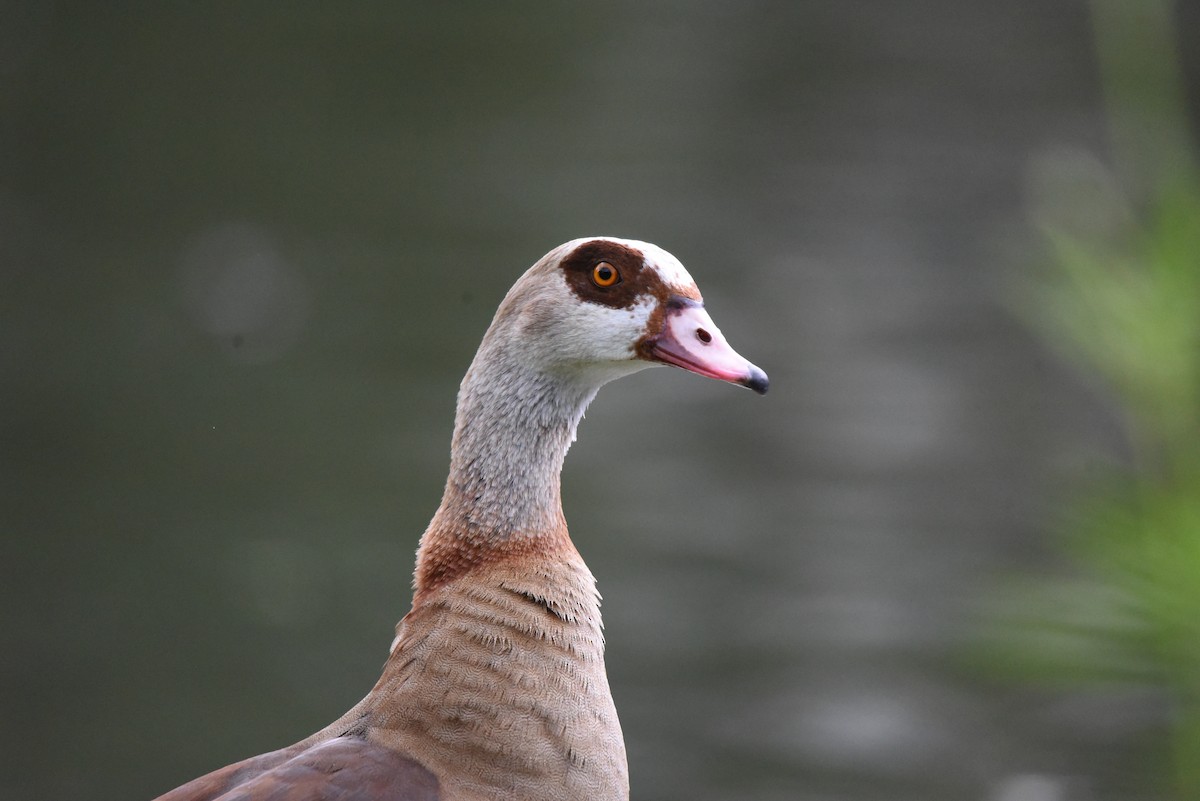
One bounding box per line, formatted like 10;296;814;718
741;366;769;395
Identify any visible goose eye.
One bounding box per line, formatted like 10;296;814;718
591;262;620;287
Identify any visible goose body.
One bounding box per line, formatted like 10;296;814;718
155;237;767;801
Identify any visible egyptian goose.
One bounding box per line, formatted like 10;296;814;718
154;237;767;801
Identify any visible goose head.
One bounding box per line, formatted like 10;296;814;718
483;237;768;395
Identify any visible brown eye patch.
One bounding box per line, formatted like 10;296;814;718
559;240;666;310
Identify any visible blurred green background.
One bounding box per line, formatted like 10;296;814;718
3;2;1199;800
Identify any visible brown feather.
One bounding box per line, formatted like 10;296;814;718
153;738;439;801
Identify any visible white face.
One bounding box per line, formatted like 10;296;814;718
483;237;766;396
538;290;657;377
493;237;700;386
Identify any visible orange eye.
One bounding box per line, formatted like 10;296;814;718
592;261;620;287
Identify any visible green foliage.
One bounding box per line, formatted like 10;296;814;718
991;111;1200;801
986;178;1200;797
982;6;1200;793
1038;187;1200;455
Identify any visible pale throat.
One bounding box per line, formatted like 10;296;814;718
435;344;601;540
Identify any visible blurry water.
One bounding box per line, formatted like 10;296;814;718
0;3;1165;800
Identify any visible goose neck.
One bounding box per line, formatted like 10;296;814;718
438;342;597;540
